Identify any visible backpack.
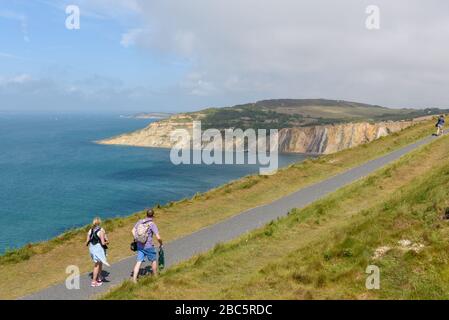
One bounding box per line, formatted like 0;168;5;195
135;220;153;244
89;226;101;245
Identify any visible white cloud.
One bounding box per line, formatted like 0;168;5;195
0;73;166;112
181;73;218;96
0;52;18;59
62;0;142;20
0;74;33;85
10;74;32;84
90;0;449;108
120;28;145;48
5;1;449;112
0;10;30;42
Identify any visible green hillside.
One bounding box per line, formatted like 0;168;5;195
198;99;445;130
104;132;449;300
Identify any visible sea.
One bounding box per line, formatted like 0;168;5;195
0;113;309;253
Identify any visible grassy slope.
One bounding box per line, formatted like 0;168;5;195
0;120;437;299
104;133;449;300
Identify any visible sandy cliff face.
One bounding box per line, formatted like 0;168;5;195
97;117;419;154
98;114;195;148
278;121;415;154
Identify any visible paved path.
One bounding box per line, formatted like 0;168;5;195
23;134;439;300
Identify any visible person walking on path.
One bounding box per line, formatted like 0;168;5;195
86;217;110;287
436;115;445;136
131;208;163;283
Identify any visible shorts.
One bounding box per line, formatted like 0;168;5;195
137;247;157;262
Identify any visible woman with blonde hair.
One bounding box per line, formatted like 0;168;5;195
86;217;110;287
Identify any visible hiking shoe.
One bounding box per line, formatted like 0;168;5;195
91;281;103;287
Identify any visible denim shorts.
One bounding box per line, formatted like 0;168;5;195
137;247;157;262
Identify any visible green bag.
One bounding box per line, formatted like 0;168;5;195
158;247;165;270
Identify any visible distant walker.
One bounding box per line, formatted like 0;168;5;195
435;115;445;136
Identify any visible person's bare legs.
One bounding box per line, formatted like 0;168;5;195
132;261;142;283
151;260;158;276
92;262;100;283
98;262;103;281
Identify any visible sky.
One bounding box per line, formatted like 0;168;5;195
0;0;449;113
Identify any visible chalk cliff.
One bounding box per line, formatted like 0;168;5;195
97;116;420;154
98;114;196;149
278;121;415;154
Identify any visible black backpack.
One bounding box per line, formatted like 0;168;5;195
88;226;101;245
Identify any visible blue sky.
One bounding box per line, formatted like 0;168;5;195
1;0;449;113
0;0;194;113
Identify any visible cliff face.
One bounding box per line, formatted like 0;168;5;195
278;121;414;154
98;114;195;148
97;117;419;154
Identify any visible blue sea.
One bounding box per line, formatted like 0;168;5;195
0;113;308;253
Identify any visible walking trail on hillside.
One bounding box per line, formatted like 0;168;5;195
23;134;439;300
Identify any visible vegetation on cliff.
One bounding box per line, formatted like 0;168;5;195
199;99;444;130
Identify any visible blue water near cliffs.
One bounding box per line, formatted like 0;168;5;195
0;113;308;253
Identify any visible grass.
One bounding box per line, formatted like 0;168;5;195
103;133;449;300
0;119;438;299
